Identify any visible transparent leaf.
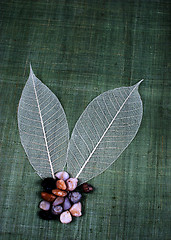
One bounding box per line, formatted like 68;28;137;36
18;65;69;179
66;81;143;184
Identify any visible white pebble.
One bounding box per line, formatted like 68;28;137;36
39;200;50;211
60;211;72;224
66;178;78;191
69;202;82;217
55;171;69;181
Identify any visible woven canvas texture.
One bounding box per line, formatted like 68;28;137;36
0;0;170;239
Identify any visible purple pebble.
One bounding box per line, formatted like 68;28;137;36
69;192;82;203
63;197;71;210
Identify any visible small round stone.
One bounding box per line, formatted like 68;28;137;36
52;189;67;197
66;178;78;191
55;171;69;181
41;192;56;202
56;179;67;190
69;202;82;217
53;197;64;206
51;205;63;215
41;178;56;193
63;197;71;210
39;200;50;211
68;192;82;203
60;211;72;224
38;210;57;220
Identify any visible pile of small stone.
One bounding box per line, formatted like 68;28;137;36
38;171;93;224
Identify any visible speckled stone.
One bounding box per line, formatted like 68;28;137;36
56;179;67;190
69;202;82;217
51;205;63;215
66;178;78;191
68;192;82;203
52;189;67;197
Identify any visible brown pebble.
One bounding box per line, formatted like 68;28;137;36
41;192;56;202
82;183;94;193
52;189;67;197
56;179;67;190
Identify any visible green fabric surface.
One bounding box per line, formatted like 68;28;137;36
0;0;170;239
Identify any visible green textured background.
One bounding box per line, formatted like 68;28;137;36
0;0;170;239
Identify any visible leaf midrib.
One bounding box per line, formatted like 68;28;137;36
75;83;140;179
31;70;55;179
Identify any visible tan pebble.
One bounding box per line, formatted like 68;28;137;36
52;197;64;206
55;171;69;181
56;179;67;190
60;211;72;224
66;178;78;191
69;202;82;217
52;189;67;197
41;192;56;202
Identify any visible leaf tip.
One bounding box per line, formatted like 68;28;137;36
29;63;34;76
135;79;144;88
